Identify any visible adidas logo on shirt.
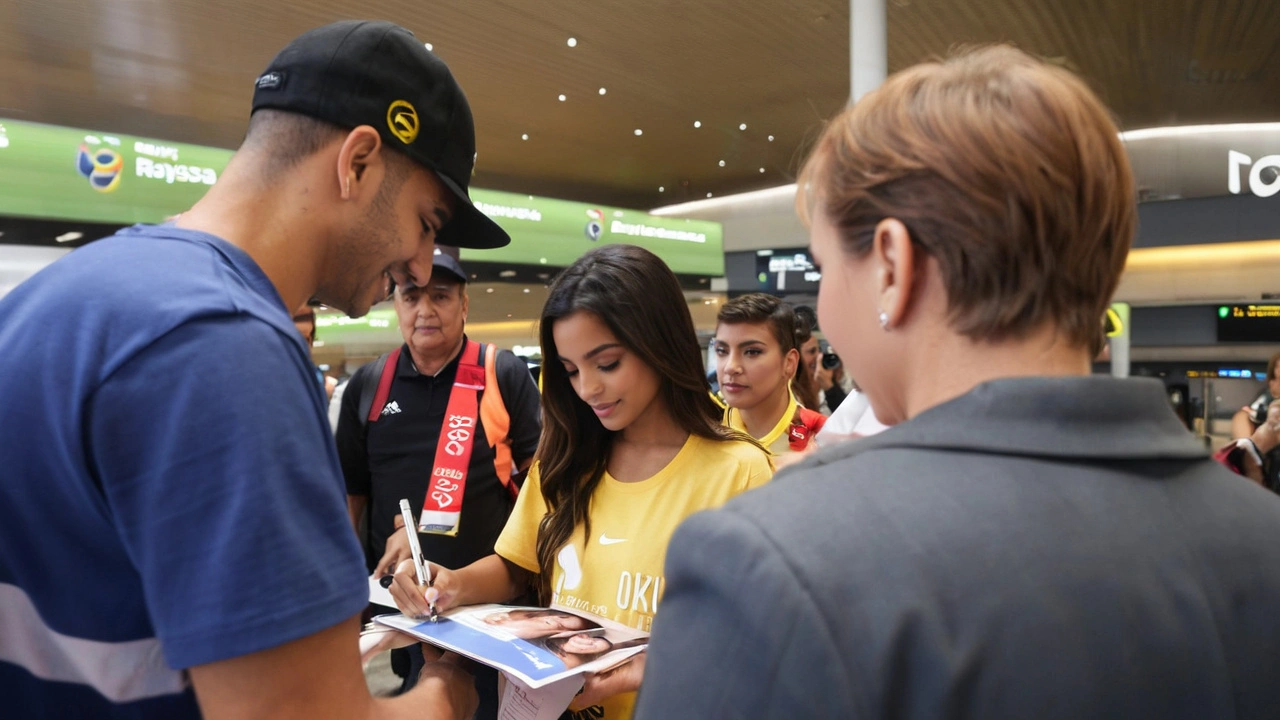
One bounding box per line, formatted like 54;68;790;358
381;401;402;416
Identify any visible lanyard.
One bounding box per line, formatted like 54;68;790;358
418;340;485;536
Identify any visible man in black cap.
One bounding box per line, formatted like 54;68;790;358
0;20;506;720
338;252;541;716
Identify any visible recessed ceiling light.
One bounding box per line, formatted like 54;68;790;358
706;192;713;198
634;129;643;136
658;186;665;192
486;287;494;293
424;42;433;51
55;231;83;243
693;121;701;128
521;133;529;140
718;160;725;167
499;270;517;278
768;135;775;142
598;87;607;95
759;167;766;173
507;313;513;318
739;123;747;131
522;288;530;294
558;94;566;102
567;37;578;47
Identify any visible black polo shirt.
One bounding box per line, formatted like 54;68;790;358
336;338;541;571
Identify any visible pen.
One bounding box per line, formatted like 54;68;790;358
398;498;438;622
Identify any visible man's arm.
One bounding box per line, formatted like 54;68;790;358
348;495;369;533
190;614;475;720
336;364;374;500
634;508;857;719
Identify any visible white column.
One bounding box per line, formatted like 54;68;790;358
850;0;887;103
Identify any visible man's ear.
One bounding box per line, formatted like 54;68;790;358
335;126;385;200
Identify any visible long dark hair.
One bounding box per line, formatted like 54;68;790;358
534;244;761;602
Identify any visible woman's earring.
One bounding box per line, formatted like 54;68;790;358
878;310;890;330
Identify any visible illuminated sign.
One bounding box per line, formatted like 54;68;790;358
0;118;724;276
1228;150;1280;198
1187;369;1260;379
1216;304;1280;342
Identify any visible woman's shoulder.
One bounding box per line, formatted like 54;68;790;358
689;433;773;470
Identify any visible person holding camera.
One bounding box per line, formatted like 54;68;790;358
814;346;849;413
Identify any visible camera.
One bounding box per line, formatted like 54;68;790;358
822;351;841;370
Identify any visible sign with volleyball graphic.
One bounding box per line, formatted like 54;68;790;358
0;118;233;226
76;142;125;193
0;117;723;276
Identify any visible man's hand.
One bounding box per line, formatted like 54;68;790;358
814;363;834;391
569;652;645;711
377;526;413;578
417;646;478;720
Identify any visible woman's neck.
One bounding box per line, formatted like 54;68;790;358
737;385;791;440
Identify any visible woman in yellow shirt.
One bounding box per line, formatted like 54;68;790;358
391;244;772;719
716;293;826;455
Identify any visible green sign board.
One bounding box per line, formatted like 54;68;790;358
0;118;233;226
0;118;723;276
461;189;722;275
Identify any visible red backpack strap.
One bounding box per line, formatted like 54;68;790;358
366;347;402;423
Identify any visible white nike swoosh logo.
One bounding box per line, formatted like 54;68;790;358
599;534;627;545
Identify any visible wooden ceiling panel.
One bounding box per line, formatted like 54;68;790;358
0;0;1276;210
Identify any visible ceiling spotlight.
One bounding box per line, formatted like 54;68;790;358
759;167;766;173
598;87;607;95
693;121;701;128
658;186;665;192
55;231;83;243
507;313;513;318
499;270;517;278
739;123;747;131
718;160;725;167
706;192;713;198
634;128;643;136
486;288;494;294
558;94;566;102
521;133;529;140
424;42;434;51
522;288;531;294
567;37;578;47
768;135;775;142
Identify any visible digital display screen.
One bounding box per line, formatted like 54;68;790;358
1216;304;1280;343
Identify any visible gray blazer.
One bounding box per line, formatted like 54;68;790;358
635;377;1280;719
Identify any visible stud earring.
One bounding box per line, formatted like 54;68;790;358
878;310;890;330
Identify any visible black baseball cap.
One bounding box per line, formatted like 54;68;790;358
251;20;510;250
431;253;468;285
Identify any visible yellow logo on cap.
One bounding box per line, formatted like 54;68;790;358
387;100;419;144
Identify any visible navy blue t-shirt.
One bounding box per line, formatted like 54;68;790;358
0;225;368;716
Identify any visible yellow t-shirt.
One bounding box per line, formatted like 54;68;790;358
724;392;800;456
494;433;772;720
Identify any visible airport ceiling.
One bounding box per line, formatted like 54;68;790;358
1;0;1277;210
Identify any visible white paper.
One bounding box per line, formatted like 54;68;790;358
498;674;584;720
375;604;647;689
368;574;397;610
